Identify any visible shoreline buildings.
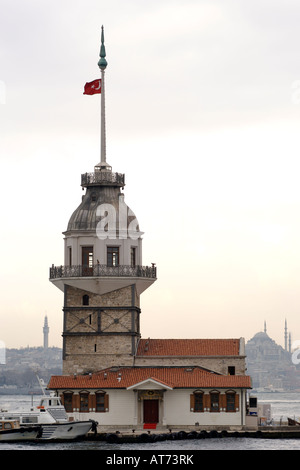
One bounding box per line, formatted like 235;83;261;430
48;28;252;431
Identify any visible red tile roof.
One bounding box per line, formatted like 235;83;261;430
136;339;241;357
48;366;251;390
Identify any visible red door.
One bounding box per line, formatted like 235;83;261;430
143;400;159;423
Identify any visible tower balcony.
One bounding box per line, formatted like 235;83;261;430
49;263;157;296
50;263;156;279
81;171;125;188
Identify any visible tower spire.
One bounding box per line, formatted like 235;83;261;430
98;25;108;167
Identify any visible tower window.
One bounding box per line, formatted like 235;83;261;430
82;247;93;267
82;295;89;306
131;247;136;267
107;247;119;267
68;247;72;266
82;246;94;276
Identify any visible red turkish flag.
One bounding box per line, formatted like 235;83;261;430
83;79;101;95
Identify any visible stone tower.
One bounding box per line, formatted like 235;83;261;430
49;28;156;374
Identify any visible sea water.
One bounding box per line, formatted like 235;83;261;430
0;392;299;451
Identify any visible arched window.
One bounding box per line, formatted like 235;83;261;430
190;390;204;412
82;294;89;306
194;390;204;412
210;391;220;412
79;391;89;412
63;392;73;412
95;391;109;412
226;390;236;412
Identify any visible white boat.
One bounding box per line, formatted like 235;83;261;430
0;419;41;442
0;378;97;441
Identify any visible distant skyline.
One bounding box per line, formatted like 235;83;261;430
7;316;292;352
1;1;300;349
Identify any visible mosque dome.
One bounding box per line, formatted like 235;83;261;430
251;331;270;341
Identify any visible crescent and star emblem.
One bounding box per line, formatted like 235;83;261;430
93;80;101;90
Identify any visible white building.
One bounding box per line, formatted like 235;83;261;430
49;363;251;431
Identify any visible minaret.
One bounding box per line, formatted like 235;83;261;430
284;319;288;351
43;315;49;350
49;28;157;374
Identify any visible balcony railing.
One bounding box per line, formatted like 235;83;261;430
81;171;125;187
49;264;157;280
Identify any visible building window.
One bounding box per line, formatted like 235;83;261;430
96;392;105;412
249;396;257;408
68;247;72;266
210;392;220;412
226;392;236;412
82;295;89;306
82;246;93;266
79;392;89;412
131;247;136;267
107;246;119;267
82;246;94;275
194;392;204;412
190;390;204;412
63;393;73;412
228;366;235;375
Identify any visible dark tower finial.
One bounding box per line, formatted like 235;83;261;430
98;25;107;70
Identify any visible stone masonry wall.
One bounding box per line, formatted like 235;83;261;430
63;284;140;374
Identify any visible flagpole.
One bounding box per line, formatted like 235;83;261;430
98;25;108;165
101;67;106;164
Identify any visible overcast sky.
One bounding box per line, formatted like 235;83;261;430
1;0;300;350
